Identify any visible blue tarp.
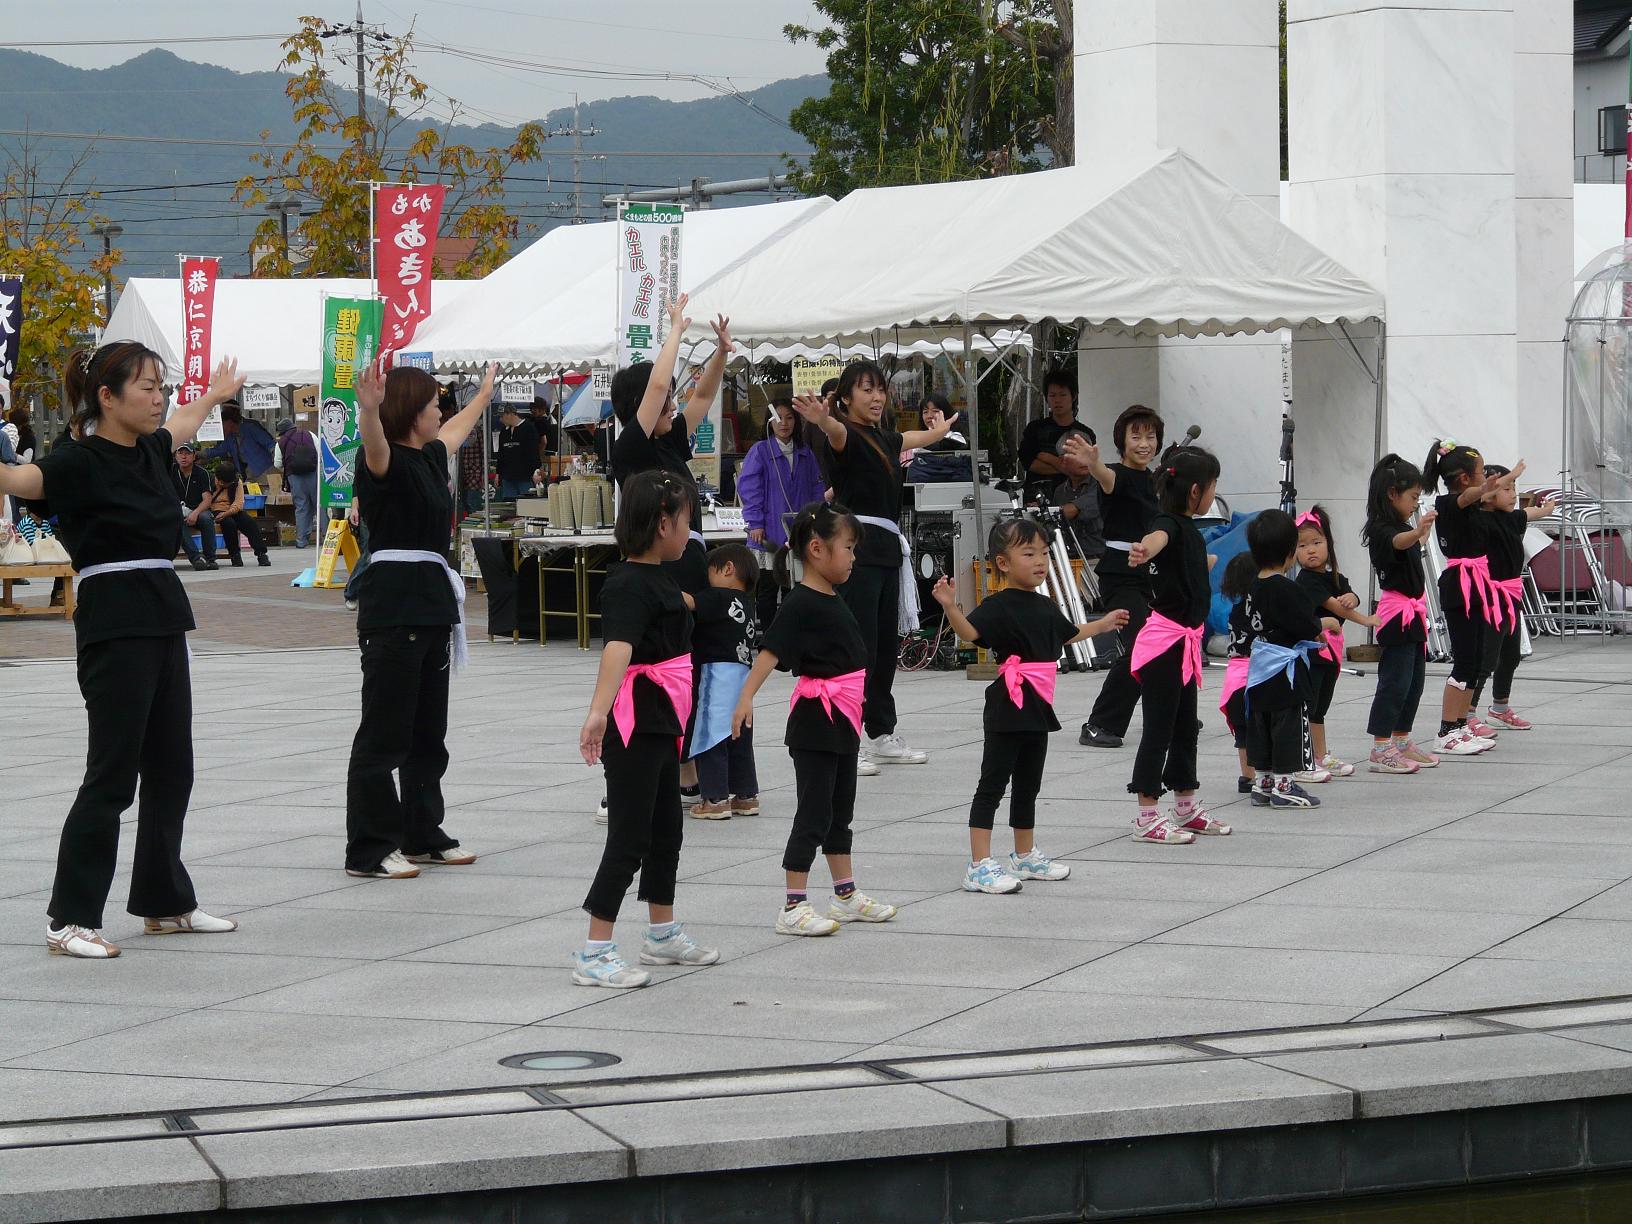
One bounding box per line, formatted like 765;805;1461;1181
1199;511;1260;639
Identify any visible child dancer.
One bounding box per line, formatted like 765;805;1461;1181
732;502;898;936
1243;510;1335;809
1422;440;1519;756
1063;406;1164;749
688;543;762;820
1218;553;1260;798
1125;446;1231;843
0;343;246;958
1475;464;1556;731
576;470;720;988
1293;505;1379;780
930;520;1129;894
1361;455;1439;774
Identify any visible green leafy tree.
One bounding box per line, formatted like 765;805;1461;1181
234;17;546;278
0;136;120;413
785;0;1070;197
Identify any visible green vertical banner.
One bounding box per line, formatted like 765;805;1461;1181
318;295;383;509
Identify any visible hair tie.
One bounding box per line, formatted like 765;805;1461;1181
76;350;93;372
1294;511;1322;529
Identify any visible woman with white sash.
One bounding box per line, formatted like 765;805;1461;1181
0;341;246;958
343;360;496;880
793;360;957;770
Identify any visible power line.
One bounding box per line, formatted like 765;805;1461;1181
0;129;806;156
0;34;289;48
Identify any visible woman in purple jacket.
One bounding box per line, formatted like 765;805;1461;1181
738;396;827;628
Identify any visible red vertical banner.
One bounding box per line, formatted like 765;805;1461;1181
177;256;220;405
372;183;445;361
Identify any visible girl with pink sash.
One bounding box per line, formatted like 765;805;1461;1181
733;503;899;938
1126;447;1232;845
1292;506;1381;781
930;520;1128;895
574;471;721;991
1474;463;1557;733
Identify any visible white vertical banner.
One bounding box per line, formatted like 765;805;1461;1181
614;201;684;369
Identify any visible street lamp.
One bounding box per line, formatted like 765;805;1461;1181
263;197;303;270
88;223;123;321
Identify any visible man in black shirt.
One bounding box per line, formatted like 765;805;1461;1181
1018;369;1095;503
171;442;217;570
495;405;540;500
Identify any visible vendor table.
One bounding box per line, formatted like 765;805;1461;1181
0;563;76;621
517;530;746;649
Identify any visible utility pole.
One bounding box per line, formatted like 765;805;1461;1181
320;2;385;151
548;96;603;224
88;223;123;322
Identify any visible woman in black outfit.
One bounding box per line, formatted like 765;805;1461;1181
343;359;496;880
0;342;247;958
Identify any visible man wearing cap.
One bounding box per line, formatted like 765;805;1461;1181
495;403;540;500
172;442;218;571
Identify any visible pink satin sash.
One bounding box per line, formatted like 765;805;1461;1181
1318;624;1345;667
1489;576;1524;632
611;653;694;753
791;668;866;737
1218;656;1249;717
1376;588;1430;657
999;657;1058;709
1130;611;1204;690
1444;555;1499;626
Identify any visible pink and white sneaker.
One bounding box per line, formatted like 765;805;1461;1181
1131;813;1195;845
1465;717;1499;740
1431;729;1489;757
1399;741;1439;768
1486;707;1532;731
1173;805;1232;836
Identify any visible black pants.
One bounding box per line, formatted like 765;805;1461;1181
1248;703;1310;774
1490;625;1523;704
1440;577;1494;687
695;726;759;801
1086;575;1152;737
1367;644;1427;737
1128;642;1199;798
783;748;857;872
584;730;683;921
50;635;198;929
220;512;266;562
968;730;1049;830
345;626;458;871
837;561;899;739
1308;663;1339;725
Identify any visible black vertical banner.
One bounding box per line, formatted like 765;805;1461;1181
0;277;21;381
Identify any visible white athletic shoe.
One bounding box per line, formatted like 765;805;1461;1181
594;796;609;824
776;901;840;936
46;924;120;958
571;945;650;989
963;857;1024;894
143;909;239;935
856;756;881;777
1292;766;1333;784
1008;849;1071;881
863;733;928;765
345;850;421;879
1318;753;1356;778
828;890;898;923
1431;729;1488;757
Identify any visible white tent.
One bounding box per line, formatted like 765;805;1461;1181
410;197;834;370
104;277;477;386
683;148;1383;346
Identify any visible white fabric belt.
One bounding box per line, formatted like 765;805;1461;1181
1104;541;1136;553
78;559;176;580
369;550;469;673
855;514;920;636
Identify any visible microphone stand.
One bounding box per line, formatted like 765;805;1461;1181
1279;414;1296;515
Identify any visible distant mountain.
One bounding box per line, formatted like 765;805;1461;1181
0;48;821;278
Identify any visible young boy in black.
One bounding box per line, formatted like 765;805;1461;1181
687;543;762;819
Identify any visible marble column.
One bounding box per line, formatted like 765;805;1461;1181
1288;0;1519;556
1073;0;1284;505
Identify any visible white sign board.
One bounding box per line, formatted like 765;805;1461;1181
591;366;612;399
195;407;225;443
615;202;683;369
498;377;535;405
243;385;281;414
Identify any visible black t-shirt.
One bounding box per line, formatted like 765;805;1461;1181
1294;567;1354;669
1368;518;1428;647
664;537;710;597
1018;417;1095;497
692;586;756;666
1148;512;1210;627
612;417;695;492
1485;508;1527;580
172;463;211;510
496;420;540;482
35;427;195;649
762;583;868;753
353;440;459;631
824;418;905;569
1097;463;1159;584
600;559;693;737
965;588;1076;733
1226;599;1256;659
1433;493;1489;560
1245;572;1322;709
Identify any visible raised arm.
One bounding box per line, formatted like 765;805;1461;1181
1128;527;1170;568
679;314;734;436
438;364;499;453
167;358;246;449
634;293;692;440
1062;434;1115;494
1390;509;1436;552
791;393;847;453
930;577;979;642
356;360;391;480
901;402;960;452
0;461;44;502
1070;607;1129;644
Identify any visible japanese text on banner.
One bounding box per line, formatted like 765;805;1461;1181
0;276;22;383
615;202;683;369
372;183;445;361
176;257;219;409
318;295;382;509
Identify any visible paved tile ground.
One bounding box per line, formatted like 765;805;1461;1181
1;577;1630;1123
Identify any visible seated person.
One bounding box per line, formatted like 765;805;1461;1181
207;461;270;567
172;441;217;570
1053;441;1105;562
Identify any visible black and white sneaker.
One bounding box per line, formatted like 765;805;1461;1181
1269;779;1321;809
1078;723;1124;749
594;796;609;825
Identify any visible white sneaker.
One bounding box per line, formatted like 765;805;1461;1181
776;901;840;936
405;847;477;865
46;924;120;958
828;890;898;923
594;796;609;824
1431;729;1488;757
1008;849;1071;881
863;733;928;765
1292;767;1332;784
639;925;721;966
1318;753;1356;778
963;857;1024;894
856;756;880;777
571;945;650;989
143;909;239;935
345;850;421;879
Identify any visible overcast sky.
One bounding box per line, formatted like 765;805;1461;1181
2;0;831;117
